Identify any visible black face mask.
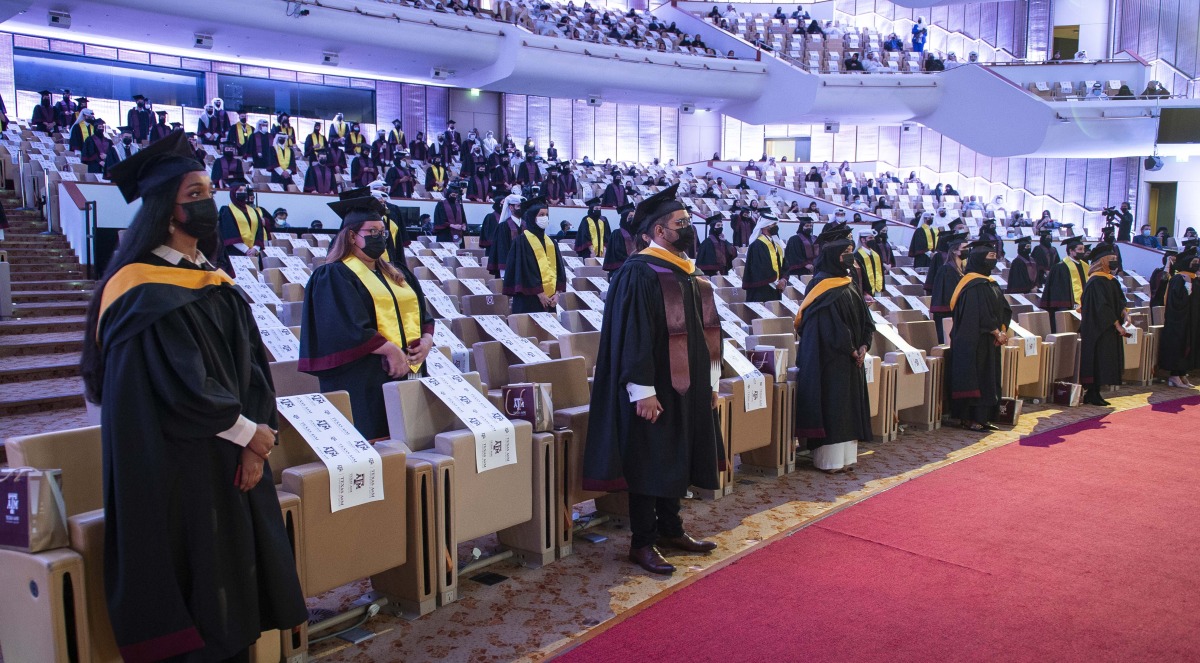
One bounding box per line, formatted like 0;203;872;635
1111;260;1122;272
840;254;856;268
767;226;779;236
666;225;695;251
1019;246;1032;257
712;226;723;236
878;231;888;240
123;137;133;145
177;198;219;239
980;258;998;273
233;191;248;203
361;234;388;260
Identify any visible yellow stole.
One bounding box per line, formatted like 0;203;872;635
278;126;295;145
274;146;292;170
429;165;445;190
342;256;422;369
640;246;696;273
858;247;883;294
234;123;252;144
309;132;326;151
1166;271;1195;308
348;133;365;153
587;217;606;256
98;263;233;339
794;276;853;328
524;230;558;297
949;272;993;311
1065;257;1089;305
78;122;93;142
920;224;936;250
758;235;781;277
229;205;262;248
390;129;406;145
333;122;347;138
382;214;403;263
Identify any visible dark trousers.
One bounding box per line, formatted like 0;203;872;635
628;493;684;549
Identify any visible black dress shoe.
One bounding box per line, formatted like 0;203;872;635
980;422;1000;431
629;545;676;575
658;533;718;554
1083;392;1111;406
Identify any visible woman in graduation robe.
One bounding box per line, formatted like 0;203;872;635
1041;237;1088;333
583;183;722;575
1159;248;1198;388
696;216;736;276
602;204;638;274
947;241;1012;431
574;204;610;259
743;217;785;302
784;217;818;276
1149;250;1177;308
80;131;306;662
502;200;567;313
487;193;524;277
299;197;435;439
1032;231;1059;286
478;196;502;253
1078;244;1131;406
930;233;968;344
217;181;266;276
793;228;875;474
1006;236;1038;294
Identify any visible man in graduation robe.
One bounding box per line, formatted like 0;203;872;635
325;139;349;174
303;150;339;195
440;120;461;164
697;215;736;276
542;164;564;204
69;108;96;152
30;90;56;132
1159;248;1197;387
218;180;266;276
853;230;885;300
432;186;467;246
345;123;367;157
867;219;896;269
1040;236;1088;332
1079;244;1131;406
425;155;448;193
516;154;542;188
409;132;429;162
1032;230;1059;286
784;217;819;276
502;199;567;313
479;196;503;254
794;226;874;474
104;127;139;177
304;122;328;161
273;113;297;148
53;90;78;128
126;95;153;141
385;154;416;199
574;203;610;259
948;241;1012;431
557;164;578;200
602;175;629;208
487;193;525;278
602;204;640;274
149;111;172;142
350;150;380;189
227;110;254;154
387;119;406;152
744;216;785;302
270;133;297;188
80;119;111;174
94;130;306;661
245;120;276;169
1006;236;1038;294
327;113;350;144
930;233;969;344
908;211;938;267
466;150;490;202
196;104;225;146
583;183;722;575
1150;250;1178;308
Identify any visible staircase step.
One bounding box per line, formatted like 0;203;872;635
0;376;86;416
12;290;93;303
0;315;86;335
0;407;92;447
12;301;90;318
6;259;83;269
9;270;86;282
11;280;94;292
0;248;77;258
0;331;84;357
0;352;81;383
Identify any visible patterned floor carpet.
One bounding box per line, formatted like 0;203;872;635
306;383;1196;662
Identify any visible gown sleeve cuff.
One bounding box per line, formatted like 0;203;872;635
216;415;256;447
627;383;656;402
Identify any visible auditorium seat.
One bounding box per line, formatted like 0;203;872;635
558;331;601;377
460;293;512;316
270;359;321;397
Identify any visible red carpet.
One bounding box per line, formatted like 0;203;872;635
558;397;1200;662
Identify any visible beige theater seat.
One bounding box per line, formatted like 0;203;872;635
559;331;601;378
559;310;601;333
507;313;563;353
262;268;306;302
460;293;511;316
270;360;321;397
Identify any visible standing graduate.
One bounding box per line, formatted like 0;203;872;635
432;184;467;246
696;214;737;276
929;232;969;344
1078;244;1131;406
149;111;172;143
273;113;297;148
793;225;874;474
977;218;1004;255
303;122;328;161
602;174;629;208
502;198;567;313
345;123;367;157
730;206;756;247
126;95;153;142
30;90;56;132
369;184;412;264
217;179;266;276
350;150;380;189
574;202;610;259
271;133;298;188
516;153;542;189
1159;248;1198;388
583;183;722;575
69;108;96;152
908;211;938;267
425;155;448;193
1040;236;1088;332
81;130;306;662
1150;250;1178;308
327;113;350;144
80;119;111;174
478;196;502;255
1006;236;1038;294
409;132;429;162
53;91;79;128
602;203;638;274
244;120;276;169
466;147;491;201
854;230;885;299
226;110;254;154
104;127;139;177
923;224;953;296
303;151;339;195
868;220;896;269
196;104;224;146
743;215;785;302
385;153;417;199
784;216;819;276
486;193;525;278
947;241;1012;432
557;162;578;200
387;119;406;152
542;163;564;204
298;195;434;439
1032;230;1059;286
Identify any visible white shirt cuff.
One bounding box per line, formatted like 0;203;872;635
627;383;656;402
711;362;721;392
216;415;256;447
234;242;251;254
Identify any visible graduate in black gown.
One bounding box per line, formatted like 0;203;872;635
930;232;968;344
478;196;502;255
1159;247;1198;388
574;203;610;259
603;203;638;274
1006;236;1038;294
793;225;874;473
1079;244;1131;406
743;216;785;302
217;179;267;276
947;241;1012;432
1032;230;1059;286
432;183;467;246
1150;250;1178;308
485;193;524;278
784;216;818;276
298;194;434;439
977;218;1004;255
502;198;567;314
583;183;722;576
908;211;938;268
30;90;56;132
81;131;305;662
696;214;736;276
1041;236;1088;333
867;220;896;269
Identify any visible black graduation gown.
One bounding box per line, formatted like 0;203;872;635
433;199;466;246
784;233;818;275
696;235;736;276
31;102;55;131
732;215;755;247
582;254;722;497
603;227;637;273
601;182;628;208
502;225;567;313
149;122;173;143
385;165;416;199
744;238;783;302
382;203;411;260
1150;267;1170;308
479;212;498;250
218;204;267;257
96;257;306;661
1079;275;1126;387
303;163;338;195
793;277;874;447
127;106;153;141
948;277;1012;421
1032;243;1059;286
908;224;937;267
298;260;433;439
1158;273;1197;374
930;261;962;344
488;218;521;277
409;139;428;162
869;237;896;268
1006;254;1038;294
1041;259;1085;311
924;250;948;294
574;215;610;258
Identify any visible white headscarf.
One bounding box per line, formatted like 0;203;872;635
482;131;498;156
499;193;525;226
750;217;783;252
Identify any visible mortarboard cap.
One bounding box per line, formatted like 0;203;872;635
327;191;384;226
132;95;146;102
155;110;168;116
945;232;969;247
1015;235;1033;244
106;130;204;203
1087;243;1116;261
704;213;723;224
224;177;250;189
1060;235;1084;247
817;223;852;243
169;122;183;128
117;126;132;133
965;239;998;252
37;90;51;96
632;183;686;235
585;196;602;208
75;97;88;104
870;220;888;233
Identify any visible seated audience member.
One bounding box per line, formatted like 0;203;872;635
884;33;903;51
1141;80;1170;98
844;53;865;71
1132;224;1162;249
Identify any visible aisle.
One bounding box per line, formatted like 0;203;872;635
556;397;1200;663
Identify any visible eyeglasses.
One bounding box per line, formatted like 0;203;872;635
358;229;389;239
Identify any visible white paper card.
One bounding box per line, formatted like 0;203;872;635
789;276;806;292
865;355;875;383
875;323;929;374
722;341;768;411
878;297;901;312
722;321;749;348
1010;293;1033;306
1124;324;1139;345
263;247;289;259
462;279;494;295
457;255;479;267
580;309;605;330
432;321;472;372
724;273;743;288
564;256;585;269
475;315;552;363
779;297;800;314
425;290;465;319
259;326;300;361
249;304;286;330
309;246;328;258
530;312;570;339
283;255;309;271
1007;320;1039;357
280;266;310;287
417;255;457;282
275;393;384;512
586;276;610;293
231;255;258;276
746;302;775;318
419;374;517;473
237;279;284;306
904;295;929;314
424;348;464;376
577;291;606;310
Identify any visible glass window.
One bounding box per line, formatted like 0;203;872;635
219;75;376;123
14;50;206;107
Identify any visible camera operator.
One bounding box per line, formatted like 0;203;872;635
1114;202;1134;242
